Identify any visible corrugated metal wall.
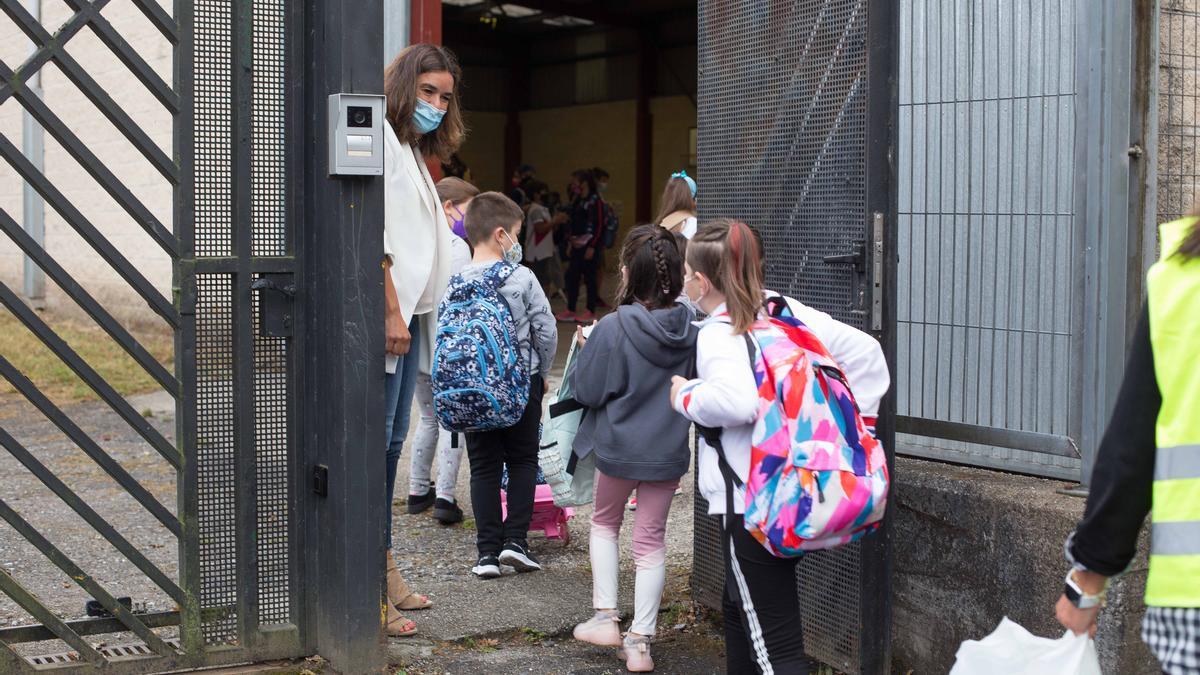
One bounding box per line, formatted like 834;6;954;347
896;0;1082;479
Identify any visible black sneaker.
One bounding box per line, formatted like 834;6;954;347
433;498;464;525
498;541;541;572
471;554;501;579
406;487;436;514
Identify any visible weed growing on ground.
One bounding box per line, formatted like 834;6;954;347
519;627;546;644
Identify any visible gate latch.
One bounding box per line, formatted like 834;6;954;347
822;244;866;273
251;274;295;338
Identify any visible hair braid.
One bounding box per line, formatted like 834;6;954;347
650;235;672;302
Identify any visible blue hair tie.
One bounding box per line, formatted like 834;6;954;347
671;170;697;198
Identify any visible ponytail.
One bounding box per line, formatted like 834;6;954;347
687;219;764;334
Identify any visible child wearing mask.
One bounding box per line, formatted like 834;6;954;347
406;177;479;524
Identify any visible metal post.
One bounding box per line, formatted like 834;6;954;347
383;0;410;63
302;2;387;672
21;0;45;308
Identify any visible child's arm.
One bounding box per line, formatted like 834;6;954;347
525;272;557;378
787;299;890;417
571;317;622;408
671;326;758;428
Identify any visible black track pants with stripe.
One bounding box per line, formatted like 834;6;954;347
723;514;812;675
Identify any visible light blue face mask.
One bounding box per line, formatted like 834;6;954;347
502;230;523;264
413;98;446;135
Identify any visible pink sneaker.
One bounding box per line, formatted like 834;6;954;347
555;309;577;322
573;610;622;647
622;633;654;672
578;310;597;322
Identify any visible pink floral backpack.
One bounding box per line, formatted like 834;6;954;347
702;297;890;557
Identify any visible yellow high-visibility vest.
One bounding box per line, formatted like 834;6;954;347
1145;217;1200;608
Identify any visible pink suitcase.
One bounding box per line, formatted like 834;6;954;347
500;484;573;544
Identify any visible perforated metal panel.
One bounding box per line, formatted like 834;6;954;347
250;0;293;627
187;0;299;654
696;2;888;673
195;0;234;258
194;274;239;645
697;0;869;322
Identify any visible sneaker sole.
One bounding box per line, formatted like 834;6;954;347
572;627;622;647
471;564;501;579
406;500;435;515
433;508;463;525
498;550;542;572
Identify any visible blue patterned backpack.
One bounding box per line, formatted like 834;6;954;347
433;262;530;432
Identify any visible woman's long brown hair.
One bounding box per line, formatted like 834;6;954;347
384;44;466;163
654;177;697;230
686;219;764;333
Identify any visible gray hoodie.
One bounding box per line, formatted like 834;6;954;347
571;302;699;481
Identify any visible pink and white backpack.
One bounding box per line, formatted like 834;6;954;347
703;297;890;558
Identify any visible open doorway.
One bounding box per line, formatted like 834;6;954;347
439;0;697;239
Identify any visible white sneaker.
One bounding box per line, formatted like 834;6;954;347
572;610;622;647
471;554;501;579
622;633;654;672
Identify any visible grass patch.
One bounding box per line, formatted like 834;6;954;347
0;309;173;405
519;627;546;644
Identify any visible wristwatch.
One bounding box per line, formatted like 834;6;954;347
1064;569;1106;609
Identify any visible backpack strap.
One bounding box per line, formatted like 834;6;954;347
483;261;518;289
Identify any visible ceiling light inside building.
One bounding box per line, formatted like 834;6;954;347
443;0;486;6
488;4;540;17
543;15;594;27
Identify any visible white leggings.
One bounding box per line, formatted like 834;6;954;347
408;372;465;502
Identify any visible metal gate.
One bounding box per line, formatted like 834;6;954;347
0;1;386;672
694;1;897;673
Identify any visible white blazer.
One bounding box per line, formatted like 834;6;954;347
383;123;453;375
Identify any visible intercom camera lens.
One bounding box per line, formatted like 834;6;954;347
348;106;372;128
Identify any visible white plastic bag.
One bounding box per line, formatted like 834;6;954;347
949;617;1102;675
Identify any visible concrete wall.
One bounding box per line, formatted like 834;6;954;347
0;1;174;329
0;0;175;326
893;457;1157;674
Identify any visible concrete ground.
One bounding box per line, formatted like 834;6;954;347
386;321;728;674
0;310;729;673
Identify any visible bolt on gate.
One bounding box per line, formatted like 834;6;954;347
693;1;898;674
0;1;388;673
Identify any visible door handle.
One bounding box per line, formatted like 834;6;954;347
823;244;866;273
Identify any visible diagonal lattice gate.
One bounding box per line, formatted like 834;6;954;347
0;1;321;671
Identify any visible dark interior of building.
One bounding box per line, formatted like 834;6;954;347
439;0;698;229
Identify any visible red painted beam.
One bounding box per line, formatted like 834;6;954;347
410;0;442;45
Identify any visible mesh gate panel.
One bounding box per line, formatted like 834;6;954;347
195;273;238;644
697;1;874;672
195;0;233;258
251;0;293;627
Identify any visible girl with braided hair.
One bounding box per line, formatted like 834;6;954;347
569;224;699;671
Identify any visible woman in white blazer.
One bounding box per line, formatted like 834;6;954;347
380;43;466;637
